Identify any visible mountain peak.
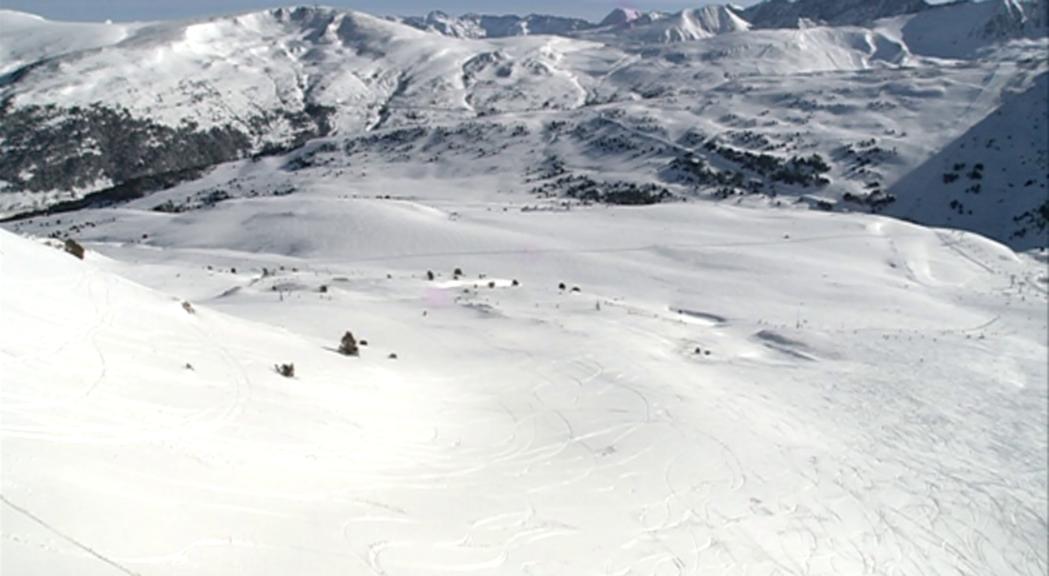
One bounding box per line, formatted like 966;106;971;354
600;7;644;27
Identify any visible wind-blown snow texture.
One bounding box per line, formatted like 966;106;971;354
1;1;1048;574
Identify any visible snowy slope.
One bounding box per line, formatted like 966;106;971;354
2;3;1048;574
743;0;931;28
0;10;143;76
583;6;751;44
891;71;1049;245
3;164;1047;574
879;0;1049;58
391;11;593;39
598;8;654;28
389;10;486;38
0;228;442;574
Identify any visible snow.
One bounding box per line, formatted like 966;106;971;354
3;165;1047;574
1;4;1047;572
0;10;143;76
1;4;1045;241
879;0;1048;58
599;8;646;28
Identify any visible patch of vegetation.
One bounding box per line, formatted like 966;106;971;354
664;153;745;188
843;190;896;211
0;103;251;195
1011;199;1049;241
703;141;831;188
532;174;673;205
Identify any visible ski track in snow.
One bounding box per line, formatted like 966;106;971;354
1;209;1047;574
0;4;1047;569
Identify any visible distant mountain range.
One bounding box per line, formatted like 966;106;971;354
0;0;1046;247
389;0;1046;40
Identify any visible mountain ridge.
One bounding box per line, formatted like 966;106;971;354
0;1;1046;248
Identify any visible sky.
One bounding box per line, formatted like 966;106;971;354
0;0;766;22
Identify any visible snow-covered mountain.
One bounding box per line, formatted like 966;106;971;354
742;0;931;28
879;0;1048;56
0;10;145;76
391;11;593;38
0;1;1046;248
391;7;746;42
585;5;751;44
2;3;1048;575
389;10;486;38
598;7;655;28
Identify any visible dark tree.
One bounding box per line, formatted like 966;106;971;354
275;363;295;378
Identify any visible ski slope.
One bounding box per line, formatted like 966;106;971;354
3;171;1047;574
1;1;1047;573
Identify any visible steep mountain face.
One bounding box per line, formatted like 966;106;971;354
743;0;931;28
477;13;595;37
391;11;486;38
881;0;1049;58
891;71;1049;245
586;6;751;44
598;8;648;27
981;0;1049;39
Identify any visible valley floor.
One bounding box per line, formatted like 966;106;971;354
2;182;1047;575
